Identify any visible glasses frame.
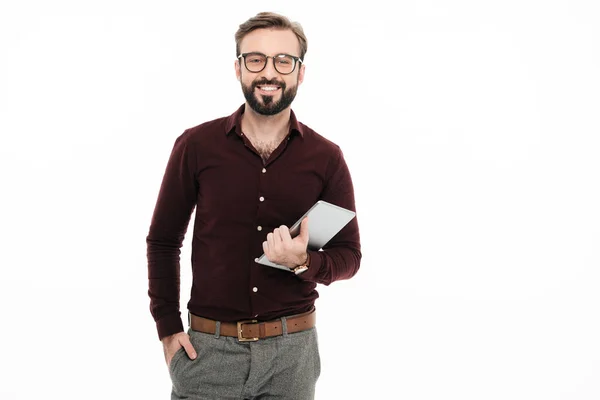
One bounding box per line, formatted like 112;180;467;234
237;52;303;75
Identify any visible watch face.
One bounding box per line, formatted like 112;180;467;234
294;266;308;275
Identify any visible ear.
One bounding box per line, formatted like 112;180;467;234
297;63;305;85
235;59;241;80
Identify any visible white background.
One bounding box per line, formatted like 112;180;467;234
1;0;599;399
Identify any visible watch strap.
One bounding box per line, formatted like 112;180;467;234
291;253;310;275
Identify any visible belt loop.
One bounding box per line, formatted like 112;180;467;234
187;311;191;328
281;316;288;337
214;321;221;339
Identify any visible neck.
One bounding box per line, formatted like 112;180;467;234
241;104;291;140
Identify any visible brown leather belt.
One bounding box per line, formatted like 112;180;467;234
189;309;316;342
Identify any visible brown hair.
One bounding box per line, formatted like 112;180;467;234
235;12;308;60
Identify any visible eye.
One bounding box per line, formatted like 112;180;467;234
275;56;293;65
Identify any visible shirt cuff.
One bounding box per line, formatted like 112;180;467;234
296;250;322;282
156;312;184;341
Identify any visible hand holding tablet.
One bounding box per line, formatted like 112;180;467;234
255;200;356;272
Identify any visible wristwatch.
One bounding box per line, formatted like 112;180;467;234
291;253;310;275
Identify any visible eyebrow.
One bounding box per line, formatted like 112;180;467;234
242;51;301;59
245;51;293;55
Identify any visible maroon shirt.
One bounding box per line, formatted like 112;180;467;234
146;105;362;340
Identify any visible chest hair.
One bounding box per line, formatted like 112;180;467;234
248;136;285;163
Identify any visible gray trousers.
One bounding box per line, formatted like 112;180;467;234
169;322;321;400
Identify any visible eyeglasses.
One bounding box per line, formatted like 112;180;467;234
238;52;303;75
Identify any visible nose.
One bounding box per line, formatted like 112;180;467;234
260;57;280;80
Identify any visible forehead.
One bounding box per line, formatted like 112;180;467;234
239;28;300;56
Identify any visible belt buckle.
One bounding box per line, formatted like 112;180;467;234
237;319;259;342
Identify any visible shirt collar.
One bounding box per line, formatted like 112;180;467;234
224;104;305;138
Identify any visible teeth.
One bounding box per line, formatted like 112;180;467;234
259;86;279;91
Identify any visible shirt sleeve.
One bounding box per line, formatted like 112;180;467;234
146;131;198;340
298;146;362;285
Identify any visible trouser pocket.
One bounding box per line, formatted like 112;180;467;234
168;347;186;376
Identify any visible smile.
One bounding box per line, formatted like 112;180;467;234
256;85;281;94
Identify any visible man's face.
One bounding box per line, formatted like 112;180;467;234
235;28;305;116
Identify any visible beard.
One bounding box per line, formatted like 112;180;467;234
241;77;298;116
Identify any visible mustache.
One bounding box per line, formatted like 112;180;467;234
252;79;286;89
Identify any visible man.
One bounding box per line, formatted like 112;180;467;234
146;11;361;400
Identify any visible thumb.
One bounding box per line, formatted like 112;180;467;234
179;335;197;360
299;217;309;242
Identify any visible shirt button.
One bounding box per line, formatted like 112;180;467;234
262;168;266;173
259;196;265;202
257;226;262;231
252;287;258;293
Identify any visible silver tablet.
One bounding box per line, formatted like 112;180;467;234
254;200;356;271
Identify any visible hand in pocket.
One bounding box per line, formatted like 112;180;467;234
162;331;197;367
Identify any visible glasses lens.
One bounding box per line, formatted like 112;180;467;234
274;55;295;74
245;54;266;72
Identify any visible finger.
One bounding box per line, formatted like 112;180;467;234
272;228;284;243
179;336;197;360
262;240;270;259
274;228;286;251
279;225;292;242
267;232;275;250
